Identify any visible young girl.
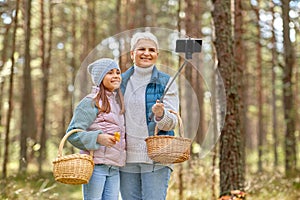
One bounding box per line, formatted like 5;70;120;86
66;58;126;200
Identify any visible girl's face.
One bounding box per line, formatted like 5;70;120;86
102;68;121;91
130;39;159;68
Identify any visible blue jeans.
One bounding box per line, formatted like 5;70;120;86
83;164;120;200
120;163;171;200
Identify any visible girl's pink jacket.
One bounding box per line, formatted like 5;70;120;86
81;91;126;167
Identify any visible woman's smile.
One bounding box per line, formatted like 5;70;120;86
131;39;158;68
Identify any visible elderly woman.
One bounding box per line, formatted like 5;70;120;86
120;31;179;200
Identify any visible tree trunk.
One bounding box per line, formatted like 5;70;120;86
116;0;130;72
176;1;184;199
212;0;245;196
234;0;246;187
19;0;37;173
127;0;136;29
195;1;205;146
271;2;279;168
182;0;205;146
137;0;148;27
38;0;53;174
66;2;78;136
0;21;11;164
2;0;20;179
90;0;96;47
253;1;264;173
79;2;90;100
282;0;297;177
37;0;45;174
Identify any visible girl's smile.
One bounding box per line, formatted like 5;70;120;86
102;68;121;91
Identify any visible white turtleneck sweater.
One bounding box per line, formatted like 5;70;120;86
124;65;179;163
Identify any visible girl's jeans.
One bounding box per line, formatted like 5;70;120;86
83;164;120;200
120;163;171;200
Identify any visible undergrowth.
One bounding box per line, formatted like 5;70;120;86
1;157;299;199
0;172;81;200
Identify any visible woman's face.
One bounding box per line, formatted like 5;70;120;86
130;39;159;68
102;68;121;91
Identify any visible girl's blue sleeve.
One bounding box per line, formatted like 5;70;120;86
66;97;102;150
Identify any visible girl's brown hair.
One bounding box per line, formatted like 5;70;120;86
94;83;125;114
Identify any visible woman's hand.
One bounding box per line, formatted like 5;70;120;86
97;133;116;147
152;100;164;119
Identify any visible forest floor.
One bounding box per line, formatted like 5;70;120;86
1;158;299;200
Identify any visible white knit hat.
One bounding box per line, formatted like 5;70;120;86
87;58;120;86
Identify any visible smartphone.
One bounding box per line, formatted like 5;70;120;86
175;39;202;59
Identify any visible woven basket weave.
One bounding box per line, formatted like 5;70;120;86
145;110;192;164
53;129;94;185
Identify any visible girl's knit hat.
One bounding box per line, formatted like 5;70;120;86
87;58;120;86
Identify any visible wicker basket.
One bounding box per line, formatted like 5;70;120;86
53;129;94;185
145;110;192;164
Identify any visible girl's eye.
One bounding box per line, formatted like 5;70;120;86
107;69;120;75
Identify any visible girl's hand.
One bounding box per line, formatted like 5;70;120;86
97;133;116;147
152;100;164;119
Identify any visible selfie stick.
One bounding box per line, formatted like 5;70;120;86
158;60;188;103
149;38;202;121
148;60;187;121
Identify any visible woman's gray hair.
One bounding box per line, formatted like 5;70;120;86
130;32;159;51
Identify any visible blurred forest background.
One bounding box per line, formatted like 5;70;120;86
0;0;299;199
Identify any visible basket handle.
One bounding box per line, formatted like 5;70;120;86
154;110;185;137
58;129;94;158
